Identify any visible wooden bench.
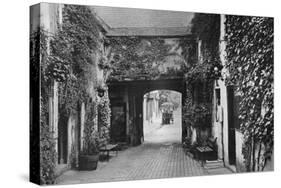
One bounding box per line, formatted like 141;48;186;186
195;137;218;166
99;144;118;161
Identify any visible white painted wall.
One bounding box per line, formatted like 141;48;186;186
235;130;245;172
212;86;223;159
30;4;40;33
211;14;231;167
80;103;86;151
53;82;59;154
36;3;62;164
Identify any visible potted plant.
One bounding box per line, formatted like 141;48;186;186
79;123;100;171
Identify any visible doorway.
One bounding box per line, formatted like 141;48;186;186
143;90;182;144
58;114;68;164
110;102;127;143
227;86;236;165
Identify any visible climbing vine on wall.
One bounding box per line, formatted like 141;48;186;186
98;88;111;141
30;28;57;184
36;4;106;184
107;37;195;81
225;15;273;171
191;13;220;56
182;13;221;131
50;4;104;115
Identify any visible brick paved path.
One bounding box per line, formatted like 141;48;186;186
57;115;232;185
57;143;207;184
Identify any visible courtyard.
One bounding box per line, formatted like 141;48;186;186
30;4;273;185
57;115;232;184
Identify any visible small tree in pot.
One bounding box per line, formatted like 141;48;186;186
79;116;100;170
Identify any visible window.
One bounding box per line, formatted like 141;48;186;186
215;88;221;122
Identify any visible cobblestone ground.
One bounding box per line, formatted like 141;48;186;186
57;143;208;185
57;112;232;185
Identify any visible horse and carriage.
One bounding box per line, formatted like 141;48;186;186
161;102;174;125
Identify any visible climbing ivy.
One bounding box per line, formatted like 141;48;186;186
182;13;221;131
225;15;273;171
191;13;220;56
49;4;104;115
98;88;111;141
30;28;57;184
107;37;195;81
36;4;106;184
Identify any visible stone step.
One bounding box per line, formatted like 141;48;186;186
204;160;224;169
206;159;223;164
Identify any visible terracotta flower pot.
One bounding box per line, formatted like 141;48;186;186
78;154;99;171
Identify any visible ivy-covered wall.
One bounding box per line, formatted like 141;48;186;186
32;4;112;184
225;15;273;172
106;37;197;81
97;88;111;145
182;13;221;145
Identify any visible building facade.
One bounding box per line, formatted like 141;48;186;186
30;3;109;180
211;15;274;172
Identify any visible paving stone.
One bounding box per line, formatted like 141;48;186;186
57;121;232;185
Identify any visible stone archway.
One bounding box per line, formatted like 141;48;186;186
105;34;196;146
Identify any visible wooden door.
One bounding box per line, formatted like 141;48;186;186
58;114;68;164
227;86;236;165
111;102;127;143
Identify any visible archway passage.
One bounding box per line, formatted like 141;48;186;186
143;90;182;144
108;78;186;146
